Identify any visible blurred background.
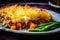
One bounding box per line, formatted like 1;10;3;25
0;0;49;4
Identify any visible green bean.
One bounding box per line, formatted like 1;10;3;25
36;22;58;29
48;24;60;31
47;26;57;31
40;22;59;31
29;29;42;32
38;22;58;27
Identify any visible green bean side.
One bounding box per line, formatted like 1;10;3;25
29;22;60;32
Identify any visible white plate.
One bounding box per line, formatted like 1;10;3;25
0;8;60;34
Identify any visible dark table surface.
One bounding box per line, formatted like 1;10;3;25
0;3;60;40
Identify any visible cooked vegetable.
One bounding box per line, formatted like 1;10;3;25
10;23;16;30
29;22;38;29
16;22;22;30
10;26;16;30
29;22;60;32
47;23;60;30
38;22;57;27
3;23;9;28
36;22;57;29
22;25;26;29
29;28;39;32
47;26;57;31
40;22;60;31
